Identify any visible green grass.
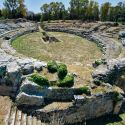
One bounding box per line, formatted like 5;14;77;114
12;32;102;65
12;31;102;87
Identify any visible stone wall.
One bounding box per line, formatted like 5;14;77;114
44;24;121;59
44;27;106;54
0;20;124;124
0;59;46;97
15;78;124;124
31;92;123;124
17;79;79;102
92;58;125;86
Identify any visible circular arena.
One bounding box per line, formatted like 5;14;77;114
0;19;125;125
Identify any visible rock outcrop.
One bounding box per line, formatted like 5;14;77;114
0;20;124;124
119;30;125;46
31;92;123;124
92;58;125;84
16;92;44;106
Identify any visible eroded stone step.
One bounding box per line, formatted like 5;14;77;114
32;117;37;125
37;120;42;125
14;110;22;125
27;115;32;125
8;106;17;125
21;113;27;125
6;104;47;125
5;103;12;125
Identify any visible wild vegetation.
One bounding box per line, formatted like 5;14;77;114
0;0;125;23
39;0;125;23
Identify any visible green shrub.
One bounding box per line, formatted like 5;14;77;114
95;59;103;66
77;86;91;95
30;73;49;87
58;74;74;87
57;63;68;79
47;60;58;73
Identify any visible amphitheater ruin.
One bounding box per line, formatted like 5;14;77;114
0;19;125;125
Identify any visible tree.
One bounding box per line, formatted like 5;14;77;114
4;0;18;18
3;0;27;18
117;2;125;22
17;0;27;18
26;11;35;20
85;0;99;21
41;3;50;21
34;13;41;22
100;2;111;21
69;0;89;20
93;1;99;21
1;8;10;18
86;0;94;21
41;2;65;21
0;9;2;17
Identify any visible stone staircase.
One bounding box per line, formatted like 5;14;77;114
6;105;46;125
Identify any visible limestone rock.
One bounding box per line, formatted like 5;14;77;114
6;62;21;86
17;59;34;75
16;92;44;106
113;100;124;115
115;58;125;71
20;79;44;95
121;38;125;46
92;58;125;83
22;64;34;75
20;79;76;101
119;30;125;38
92;65;110;82
34;61;43;71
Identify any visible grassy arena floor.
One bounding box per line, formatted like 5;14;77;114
12;32;102;65
12;31;102;87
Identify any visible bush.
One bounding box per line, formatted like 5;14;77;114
58;74;74;87
57;63;68;79
30;73;49;87
47;60;58;73
95;59;103;66
77;86;91;95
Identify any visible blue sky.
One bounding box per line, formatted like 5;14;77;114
0;0;124;13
